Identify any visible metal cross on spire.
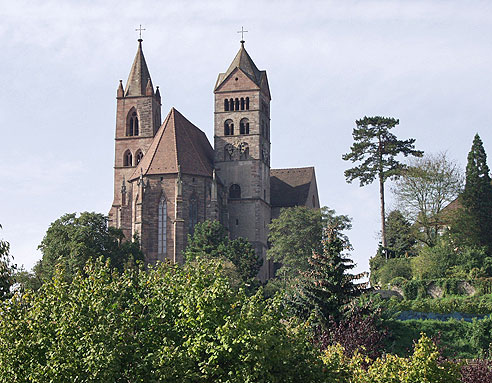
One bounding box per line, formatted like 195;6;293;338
135;24;146;41
237;26;248;44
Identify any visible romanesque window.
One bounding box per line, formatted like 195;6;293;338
240;97;245;110
158;196;167;256
189;195;198;235
246;97;250;110
235;98;240;111
224;144;234;160
127;109;139;136
224;119;234;135
135;150;144;165
240;118;249;134
224;99;229;111
239;142;249;160
229;98;234;111
229;184;241;199
123;150;132;166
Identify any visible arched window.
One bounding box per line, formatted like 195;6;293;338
239;142;249;160
229;184;241;199
235;98;239;111
240;97;245;110
123;150;132;166
224;144;234;160
127;110;139;136
224;99;229;111
158;196;167;256
189;195;198;235
229;98;234;111
240;118;249;135
246;97;250;110
135;150;144;165
224;119;234;136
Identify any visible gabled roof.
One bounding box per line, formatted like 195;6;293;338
129;108;214;180
125;39;153;97
215;42;267;91
270;167;315;207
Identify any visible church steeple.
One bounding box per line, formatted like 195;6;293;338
125;39;153;96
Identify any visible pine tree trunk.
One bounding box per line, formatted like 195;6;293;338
379;171;387;255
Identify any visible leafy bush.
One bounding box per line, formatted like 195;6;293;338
460;359;492;383
0;258;324;382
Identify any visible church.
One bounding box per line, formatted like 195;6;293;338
108;37;320;280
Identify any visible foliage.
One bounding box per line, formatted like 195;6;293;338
285;219;364;326
0;225;16;300
411;241;455;280
321;334;460;382
184;220;262;283
0;258;326;382
267;206;323;279
316;299;388;360
470;315;492;357
460;359;492;383
383;294;492;315
385;210;417;257
385;319;475;359
393;152;463;247
370;256;412;286
451;134;492;252
342;116;423;248
267;206;351;281
35;212;143;282
410;240;492;280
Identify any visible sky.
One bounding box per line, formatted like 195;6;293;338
1;0;492;275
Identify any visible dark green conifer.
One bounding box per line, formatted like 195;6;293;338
457;134;492;251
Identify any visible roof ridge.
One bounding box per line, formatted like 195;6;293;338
173;109;210;175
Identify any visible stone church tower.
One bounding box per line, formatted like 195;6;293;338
109;37;320;281
214;40;272;279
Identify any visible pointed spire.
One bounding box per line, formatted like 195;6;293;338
155;86;161;101
215;41;263;90
117;80;124;97
145;77;153;96
125;39;153;96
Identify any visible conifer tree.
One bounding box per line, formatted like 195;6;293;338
342;116;423;250
453;134;492;251
286;222;365;326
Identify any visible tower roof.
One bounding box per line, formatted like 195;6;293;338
129;108;214;180
215;42;266;91
125;40;153;97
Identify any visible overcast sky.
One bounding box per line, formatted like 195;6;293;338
1;0;492;274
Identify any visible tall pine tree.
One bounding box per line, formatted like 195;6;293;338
454;134;492;251
342;116;423;251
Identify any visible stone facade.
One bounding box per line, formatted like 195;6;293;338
109;39;319;281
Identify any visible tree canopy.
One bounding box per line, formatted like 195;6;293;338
342;116;423;249
0;258;324;382
267;206;351;281
184;220;262;282
393;152;463;247
35;212;143;282
452;134;492;252
0;225;16;300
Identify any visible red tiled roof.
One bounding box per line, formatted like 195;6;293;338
129;108;214;180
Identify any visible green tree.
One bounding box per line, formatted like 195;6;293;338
35;212;143;281
286;219;364;325
0;225;16;299
267;206;351;280
451;134;492;252
385;210;416;257
0;258;325;382
342;116;423;249
184;220;262;282
393;152;463;247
